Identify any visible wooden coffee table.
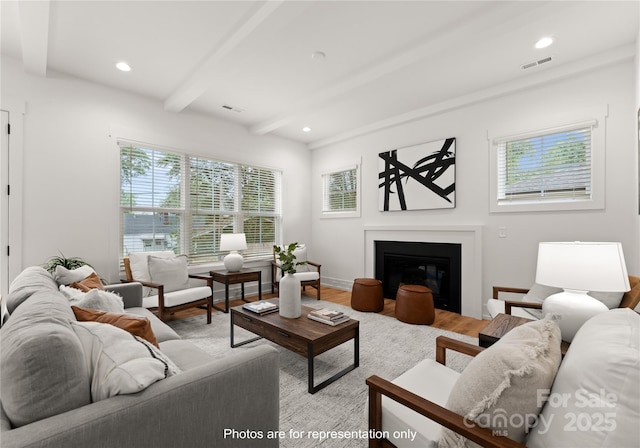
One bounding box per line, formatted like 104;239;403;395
230;302;359;394
479;313;570;355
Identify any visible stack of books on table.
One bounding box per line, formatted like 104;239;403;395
242;300;279;315
307;308;350;326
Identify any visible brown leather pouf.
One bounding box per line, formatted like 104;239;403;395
351;278;384;312
395;284;435;325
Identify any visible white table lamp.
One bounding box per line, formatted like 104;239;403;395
220;233;247;272
536;241;630;342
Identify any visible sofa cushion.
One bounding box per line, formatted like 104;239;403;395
72;306;159;347
526;309;640;448
6;266;58;314
148;254;190;293
440;318;562;447
70;272;104;292
294;272;320;282
383;359;460;448
71;321;180;402
159;339;214;371
54;265;96;285
142;286;211;310
0;291;91;427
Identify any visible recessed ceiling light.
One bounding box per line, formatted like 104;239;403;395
116;61;131;72
535;37;554;49
311;51;326;60
302;126;312;132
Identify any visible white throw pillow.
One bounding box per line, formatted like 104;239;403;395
59;284;88;302
54;265;96;285
71;321;180;402
148;255;190;293
128;251;175;282
293;244;311;272
439;318;562;447
587;290;624;309
75;289;125;313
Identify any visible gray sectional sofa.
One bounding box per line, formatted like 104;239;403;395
0;266;279;448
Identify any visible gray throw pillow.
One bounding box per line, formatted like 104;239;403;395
0;291;91;427
148;255;190;293
522;283;563;319
587;290;624;309
439;318;562;447
6;266;58;314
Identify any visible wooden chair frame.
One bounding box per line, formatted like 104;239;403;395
123;257;213;324
270;256;322;300
366;336;526;448
493;274;640;316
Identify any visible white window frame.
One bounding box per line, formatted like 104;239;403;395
119;140;282;264
488;106;607;213
321;164;361;219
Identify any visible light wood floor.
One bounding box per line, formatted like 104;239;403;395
166;285;489;338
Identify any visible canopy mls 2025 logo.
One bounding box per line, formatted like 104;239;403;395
378;137;456;211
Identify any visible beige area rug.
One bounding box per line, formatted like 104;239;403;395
168;297;476;448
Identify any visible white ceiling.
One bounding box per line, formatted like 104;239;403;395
2;1;638;149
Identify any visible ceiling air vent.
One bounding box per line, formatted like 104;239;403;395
521;56;553;70
222;104;243;113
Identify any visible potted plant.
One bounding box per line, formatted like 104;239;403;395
43;253;104;284
274;243;305;318
274;242;307;275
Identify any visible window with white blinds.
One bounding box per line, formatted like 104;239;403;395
322;166;359;217
490;118;606;212
120;143;281;264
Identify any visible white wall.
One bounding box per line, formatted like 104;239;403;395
1;56;311;284
311;61;639;317
635;19;640;272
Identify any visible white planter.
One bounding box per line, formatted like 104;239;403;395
279;273;301;318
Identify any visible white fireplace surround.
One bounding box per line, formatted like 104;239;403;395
364;225;483;319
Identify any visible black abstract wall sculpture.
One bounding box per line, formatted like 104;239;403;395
378;137;456;211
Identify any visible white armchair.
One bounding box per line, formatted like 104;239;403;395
123;251;213;323
487;276;640;320
271;244;321;299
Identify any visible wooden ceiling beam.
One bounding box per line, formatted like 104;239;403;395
164;0;284;113
18;0;51;77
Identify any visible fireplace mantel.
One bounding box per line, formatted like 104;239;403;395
364;225;483;318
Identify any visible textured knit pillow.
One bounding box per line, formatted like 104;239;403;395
72;306;159;347
148;255;190;293
71;321;180;402
439;318;562;447
70;272;105;292
75;289;125;313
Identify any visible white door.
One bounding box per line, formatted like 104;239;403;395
1;110;9;298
